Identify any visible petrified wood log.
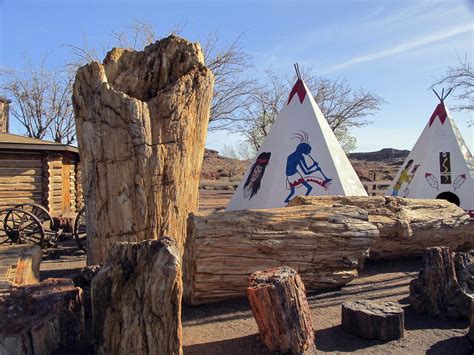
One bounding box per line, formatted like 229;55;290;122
409;247;474;319
183;204;378;305
73;35;214;264
91;238;182;355
288;196;473;260
341;300;404;340
0;278;83;355
247;266;315;354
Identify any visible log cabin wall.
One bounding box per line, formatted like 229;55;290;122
0;148;82;216
0;151;45;207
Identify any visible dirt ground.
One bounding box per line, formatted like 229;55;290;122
182;259;472;354
38;190;473;354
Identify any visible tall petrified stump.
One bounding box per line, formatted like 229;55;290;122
409;247;474;319
91;238;182;355
73;35;214;264
341;300;404;340
247;266;315;354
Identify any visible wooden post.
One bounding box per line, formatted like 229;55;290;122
341;300;404;340
246;266;315;354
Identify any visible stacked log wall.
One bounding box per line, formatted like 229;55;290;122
0;151;44;207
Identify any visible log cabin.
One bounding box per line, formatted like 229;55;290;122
0;97;83;217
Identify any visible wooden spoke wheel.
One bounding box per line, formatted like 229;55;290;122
0;208;45;247
14;203;55;230
74;207;87;251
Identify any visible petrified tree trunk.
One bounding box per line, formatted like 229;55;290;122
247;267;314;354
91;238;182;355
0;278;83;355
73;35;214;264
183;204;378;305
288;196;473;260
341;300;404;340
469;300;474;342
409;247;474;319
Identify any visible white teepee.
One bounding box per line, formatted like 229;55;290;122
387;90;474;217
227;71;367;211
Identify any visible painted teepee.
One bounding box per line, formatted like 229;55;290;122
388;89;474;217
227;66;367;211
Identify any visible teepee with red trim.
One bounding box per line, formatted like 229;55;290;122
388;89;474;217
226;65;367;211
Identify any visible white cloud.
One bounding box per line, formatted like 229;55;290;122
325;23;474;73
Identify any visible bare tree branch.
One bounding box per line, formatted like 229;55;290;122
234;67;384;153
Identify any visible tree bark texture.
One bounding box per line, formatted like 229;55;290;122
247;266;315;354
0;278;83;355
409;247;474;319
91;238;182;355
341;300;404;340
288;196;473;260
184;204;378;305
73;35;214;264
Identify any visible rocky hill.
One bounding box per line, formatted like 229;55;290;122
200;148;409;186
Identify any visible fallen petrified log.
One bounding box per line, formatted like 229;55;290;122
247;267;315;354
409;247;474;319
92;238;182;355
183;205;378;305
73;35;214;264
341;300;404;340
0;278;83;355
288;196;473;260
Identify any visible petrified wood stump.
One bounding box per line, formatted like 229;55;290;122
341;300;404;340
73;35;214;264
92;238;182;355
288;196;473;260
0;278;83;355
184;204;378;305
409;247;474;319
247;266;315;354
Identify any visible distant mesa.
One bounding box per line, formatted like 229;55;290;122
349;148;410;162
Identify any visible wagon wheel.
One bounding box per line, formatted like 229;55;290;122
0;208;45;247
74;207;87;251
14;203;54;230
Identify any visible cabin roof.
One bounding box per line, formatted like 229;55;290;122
0;132;79;154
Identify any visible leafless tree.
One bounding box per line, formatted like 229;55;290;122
0;56;75;144
433;55;473;125
235;68;384;153
202;34;256;130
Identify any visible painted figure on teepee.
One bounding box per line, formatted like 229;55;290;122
227;64;367;211
388;89;474;218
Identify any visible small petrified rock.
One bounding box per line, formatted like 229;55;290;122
0;278;83;355
409;247;474;319
341;300;404;340
73;264;102;318
92;238;182;355
469;300;474;342
247;266;315;354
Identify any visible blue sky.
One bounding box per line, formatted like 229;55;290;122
1;0;473;153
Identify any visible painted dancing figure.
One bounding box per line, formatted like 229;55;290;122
284;131;332;203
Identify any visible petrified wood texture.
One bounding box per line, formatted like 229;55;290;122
409;247;474;319
91;238;182;355
247;266;315;354
73;35;214;264
0;278;83;355
470;300;474;342
288;196;473;260
184;205;378;305
341;300;404;340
